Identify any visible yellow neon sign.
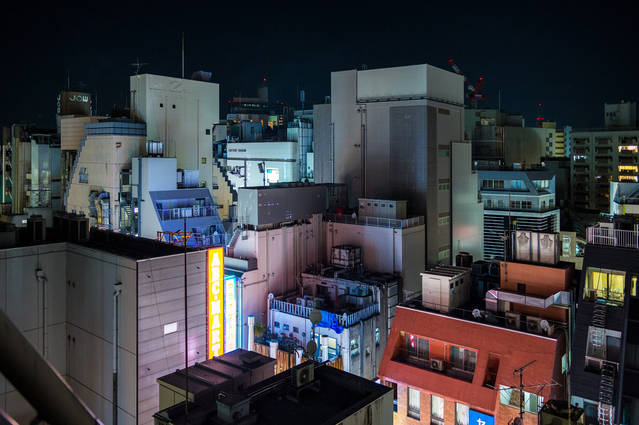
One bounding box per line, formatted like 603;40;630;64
208;247;224;358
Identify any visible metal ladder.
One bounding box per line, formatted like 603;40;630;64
598;360;617;425
593;303;607;328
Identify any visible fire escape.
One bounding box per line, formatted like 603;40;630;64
591;302;616;425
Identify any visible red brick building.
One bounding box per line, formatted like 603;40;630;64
379;306;564;425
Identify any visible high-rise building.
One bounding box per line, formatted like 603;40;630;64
317;63;466;266
572;219;639;424
571;101;639;211
478;170;560;260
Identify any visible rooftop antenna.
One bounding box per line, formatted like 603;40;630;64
130;58;149;75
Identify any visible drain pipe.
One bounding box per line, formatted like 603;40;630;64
247;315;255;352
112;282;122;425
35;269;47;358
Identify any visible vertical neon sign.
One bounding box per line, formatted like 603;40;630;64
207;247;224;358
224;276;237;352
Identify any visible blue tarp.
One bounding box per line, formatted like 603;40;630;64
318;310;344;334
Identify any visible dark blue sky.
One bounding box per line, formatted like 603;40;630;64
1;2;637;128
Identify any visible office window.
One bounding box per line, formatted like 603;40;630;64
79;167;88;184
494;180;504;189
205;129;211;135
510;200;521;209
486;199;493;208
439;182;450;191
438;248;450;260
274;321;280;328
500;385;544;414
375;328;380;345
431;395;445;425
511;180;524;190
328;337;338;359
293;326;299;333
407;388;420;419
438;148;450;157
450;346;477;373
438;215;450;226
455;402;469;425
283;324;289;331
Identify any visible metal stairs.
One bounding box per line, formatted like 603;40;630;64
213;158;237;201
63;135;88;209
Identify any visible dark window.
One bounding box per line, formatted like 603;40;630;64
293;327;299;333
205;129;211;135
160;103;163;108
517;283;526;294
172;104;176;109
274;321;280;328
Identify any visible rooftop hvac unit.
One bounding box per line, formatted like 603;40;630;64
526;316;543;335
505;312;521;330
291;363;314;388
193;205;201;217
430;358;445;371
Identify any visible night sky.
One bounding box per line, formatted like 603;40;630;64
1;2;637;129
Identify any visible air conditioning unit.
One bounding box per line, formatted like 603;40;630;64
431;358;445;371
296;298;306;306
291;363;315;388
527;316;543;335
505;312;521;330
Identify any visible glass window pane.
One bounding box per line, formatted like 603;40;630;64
431;395;444;420
455;403;469;425
408;387;420;419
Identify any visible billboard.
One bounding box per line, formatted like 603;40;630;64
224;276;237;352
469;409;494;425
207;247;225;358
57;91;92;116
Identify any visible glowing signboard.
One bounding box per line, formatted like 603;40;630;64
224;276;237;352
207;247;224;358
469;409;494;425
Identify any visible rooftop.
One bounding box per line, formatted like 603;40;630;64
156;362;392;425
422;265;469;279
324;213;424;229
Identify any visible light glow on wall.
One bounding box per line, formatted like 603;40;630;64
224;276;237;352
207;247;224;358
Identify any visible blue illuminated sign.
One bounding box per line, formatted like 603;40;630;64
469;409;494;425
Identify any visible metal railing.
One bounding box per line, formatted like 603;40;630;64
271;299;380;328
325;213;423;229
391;349;475;383
157;205;218;221
587;225;639;249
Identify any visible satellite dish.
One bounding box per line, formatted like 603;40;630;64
472;309;482;319
306;340;317;357
309;309;322;326
540;320;550;331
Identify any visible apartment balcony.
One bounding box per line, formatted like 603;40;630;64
587;225;639;249
595;138;612;146
157;205;218;221
619;157;638;165
574;138;589;146
391;350;474;383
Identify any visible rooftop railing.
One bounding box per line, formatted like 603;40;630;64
157;205;218;221
271;299;380;328
325;213;424;229
586;225;639;249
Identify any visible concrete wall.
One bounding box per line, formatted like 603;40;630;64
325;222;425;295
136;251;207;425
452;141;484;261
130;74;220;194
65;243;138;425
66;133;145;227
313;103;333;184
339;390;393;425
0;243;67;424
230;216;323;348
60;116;102;150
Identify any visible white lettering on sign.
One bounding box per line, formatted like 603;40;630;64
68;95;89;103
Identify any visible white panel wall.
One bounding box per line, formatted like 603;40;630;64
132;157;177;239
0;243;67;424
357;65;428;101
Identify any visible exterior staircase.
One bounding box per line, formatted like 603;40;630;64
63;135;88;209
211;158;237;221
598;361;616;425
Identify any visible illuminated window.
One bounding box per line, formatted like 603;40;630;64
618;145;638;152
375;328;380;345
619;175;639;182
450;345;477;373
584;268;625;305
405;333;429;361
438;215;450;226
350;338;360;357
455;403;469;425
618;165;638;172
79;167;88;184
500;385;544;414
632;275;638;297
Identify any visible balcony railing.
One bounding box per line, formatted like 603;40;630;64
157;205;218;221
587;225;639;249
325;213;424;229
391;349;474;383
271;299;380;328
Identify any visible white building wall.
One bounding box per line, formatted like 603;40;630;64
229;215;324;348
130;74;220;194
226;141;298;188
66;134;145;227
452;141;484;261
325;222;425;294
0;243;67;424
132;157;177;239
